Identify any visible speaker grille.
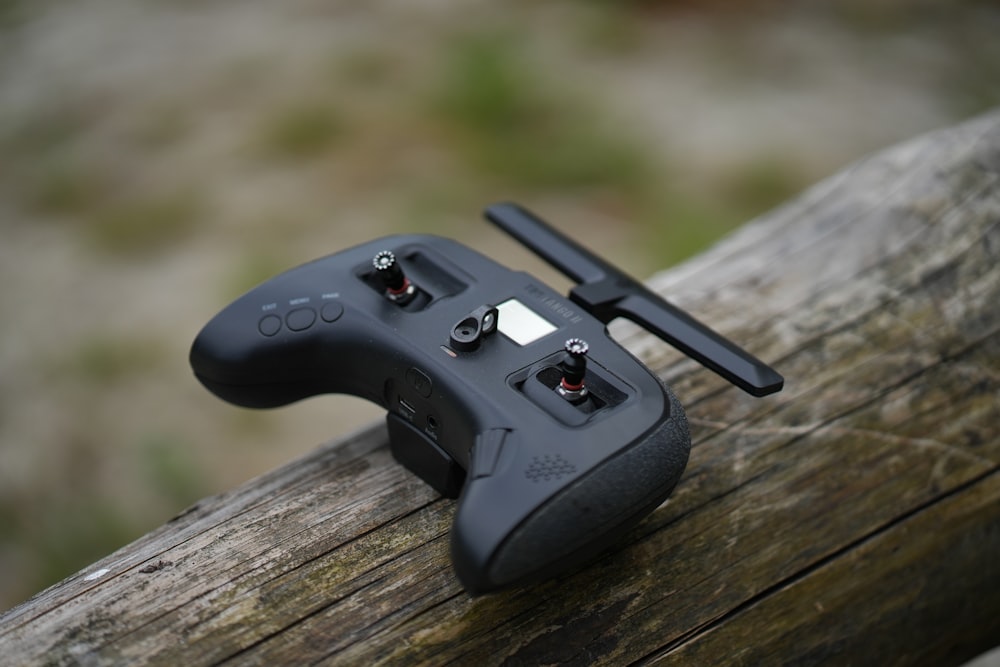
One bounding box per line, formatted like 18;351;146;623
524;454;577;483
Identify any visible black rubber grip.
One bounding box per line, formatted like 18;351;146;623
487;382;691;587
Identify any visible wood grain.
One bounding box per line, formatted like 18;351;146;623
2;109;998;666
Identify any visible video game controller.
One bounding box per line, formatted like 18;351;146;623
189;203;783;594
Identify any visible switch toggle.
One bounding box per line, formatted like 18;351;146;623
449;305;499;352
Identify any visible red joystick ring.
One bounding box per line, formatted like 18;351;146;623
387;277;412;296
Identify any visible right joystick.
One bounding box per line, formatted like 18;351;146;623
373;250;416;305
557;338;589;403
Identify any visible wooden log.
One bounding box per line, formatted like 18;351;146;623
2;109;998;666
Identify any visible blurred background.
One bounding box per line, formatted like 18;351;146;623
1;0;997;612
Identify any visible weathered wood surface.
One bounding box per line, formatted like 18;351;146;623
2;110;999;666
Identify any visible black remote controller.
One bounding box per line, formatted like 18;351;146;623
190;203;783;594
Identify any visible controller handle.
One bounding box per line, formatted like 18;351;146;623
451;381;690;594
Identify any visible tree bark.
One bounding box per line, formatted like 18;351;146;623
2;109;998;666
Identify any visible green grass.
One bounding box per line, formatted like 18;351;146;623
256;101;345;161
223;249;297;300
571;2;646;56
430;31;653;194
943;35;1000;117
84;189;204;256
138;433;210;508
21;159;106;216
424;27;807;272
1;103;201;257
63;335;166;386
636;192;739;268
425;27;785;273
635;154;810;269
129;107;192;150
336;47;400;88
0;105;100;218
12;155;204;258
32;500;136;596
0;0;25;27
719;155;810;215
0;105;89;156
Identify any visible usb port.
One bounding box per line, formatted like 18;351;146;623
397;396;417;421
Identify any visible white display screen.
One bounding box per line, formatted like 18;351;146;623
496;299;558;346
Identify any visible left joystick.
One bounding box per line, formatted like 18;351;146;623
373;250;416;305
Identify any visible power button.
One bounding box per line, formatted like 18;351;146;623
406;367;433;398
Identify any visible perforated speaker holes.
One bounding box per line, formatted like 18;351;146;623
524;454;577;483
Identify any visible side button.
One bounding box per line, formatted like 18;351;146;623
258;315;282;337
286;307;317;332
471;429;510;479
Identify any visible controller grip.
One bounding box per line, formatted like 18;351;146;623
455;384;691;594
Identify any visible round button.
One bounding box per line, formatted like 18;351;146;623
285;307;316;332
258;315;282;337
321;301;344;323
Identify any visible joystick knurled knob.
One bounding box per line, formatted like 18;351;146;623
373;250;404;287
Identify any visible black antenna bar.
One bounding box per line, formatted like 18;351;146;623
485;202;784;396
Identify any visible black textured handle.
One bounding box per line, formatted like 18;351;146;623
454;383;691;594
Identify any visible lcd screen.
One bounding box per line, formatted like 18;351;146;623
496;299;558;346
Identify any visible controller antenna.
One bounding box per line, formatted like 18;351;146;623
557;338;590;403
373;250;416;305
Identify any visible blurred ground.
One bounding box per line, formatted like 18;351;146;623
0;0;997;611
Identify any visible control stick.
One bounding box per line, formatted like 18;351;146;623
373;250;416;304
557;338;590;403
